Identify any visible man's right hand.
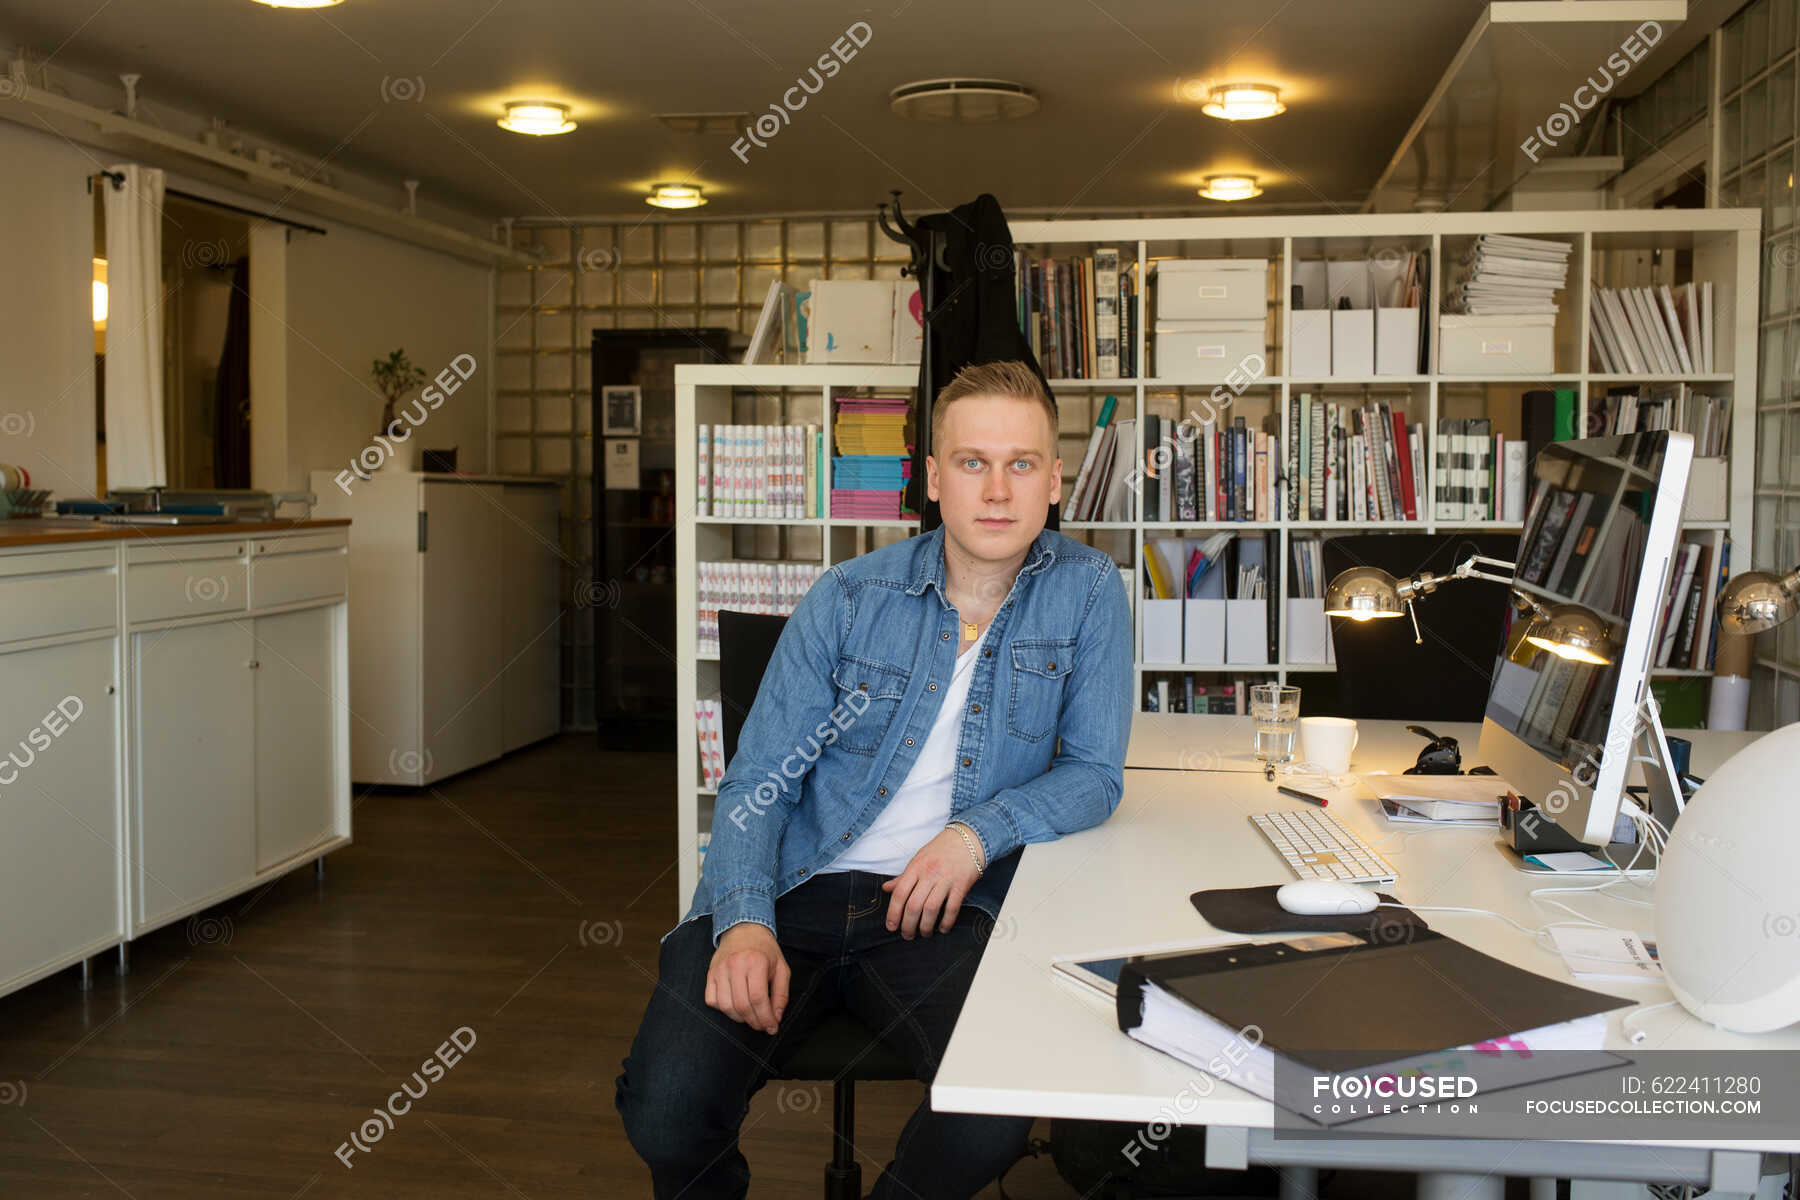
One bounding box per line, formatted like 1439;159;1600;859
705;922;790;1035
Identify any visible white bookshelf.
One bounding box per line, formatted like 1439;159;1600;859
670;209;1759;918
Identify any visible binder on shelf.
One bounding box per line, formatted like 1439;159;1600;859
1225;534;1269;665
1285;598;1331;664
1374;307;1419;376
1143;598;1183;664
1291;309;1331;376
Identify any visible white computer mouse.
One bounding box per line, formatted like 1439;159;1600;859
1275;880;1379;916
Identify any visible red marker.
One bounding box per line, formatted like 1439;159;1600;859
1277;785;1328;808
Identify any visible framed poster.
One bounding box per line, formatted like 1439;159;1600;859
601;385;642;435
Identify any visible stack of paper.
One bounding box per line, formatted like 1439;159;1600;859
1372;775;1509;824
1444;234;1572;315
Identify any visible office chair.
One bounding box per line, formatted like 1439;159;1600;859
1315;533;1519;721
716;608;915;1200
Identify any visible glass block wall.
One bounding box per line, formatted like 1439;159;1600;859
1714;0;1800;722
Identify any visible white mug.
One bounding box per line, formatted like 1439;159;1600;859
1299;716;1359;774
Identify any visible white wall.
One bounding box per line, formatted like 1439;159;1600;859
284;221;493;492
0;123;98;497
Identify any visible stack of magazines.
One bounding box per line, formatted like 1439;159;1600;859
1444;234;1572;315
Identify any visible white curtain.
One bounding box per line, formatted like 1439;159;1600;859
101;162;168;488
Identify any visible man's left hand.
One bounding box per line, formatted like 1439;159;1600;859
881;826;982;939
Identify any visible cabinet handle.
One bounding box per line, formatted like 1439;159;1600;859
106;684;116;695
247;660;260;669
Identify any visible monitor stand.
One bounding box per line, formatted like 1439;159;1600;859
1632;694;1687;835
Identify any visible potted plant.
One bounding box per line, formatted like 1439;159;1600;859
370;348;427;452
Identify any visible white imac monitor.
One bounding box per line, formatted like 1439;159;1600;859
1479;430;1694;846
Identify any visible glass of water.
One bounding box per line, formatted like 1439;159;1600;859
1250;683;1301;764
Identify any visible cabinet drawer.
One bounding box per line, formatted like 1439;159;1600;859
124;540;249;623
251;531;348;558
252;548;347;608
0;548;118;645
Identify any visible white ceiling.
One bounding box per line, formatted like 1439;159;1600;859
0;0;1508;220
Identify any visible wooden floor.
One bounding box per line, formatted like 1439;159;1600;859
0;735;1430;1198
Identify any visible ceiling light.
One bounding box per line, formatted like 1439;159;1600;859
252;0;345;7
1200;83;1285;121
498;102;576;136
647;182;706;210
889;79;1038;123
1198;174;1262;202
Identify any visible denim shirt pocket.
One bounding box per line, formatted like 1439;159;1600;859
1006;637;1075;742
828;655;910;756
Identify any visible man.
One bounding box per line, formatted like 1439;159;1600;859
616;360;1133;1198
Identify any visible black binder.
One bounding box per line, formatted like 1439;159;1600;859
1115;929;1632;1125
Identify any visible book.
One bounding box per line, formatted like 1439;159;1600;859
1063;395;1118;519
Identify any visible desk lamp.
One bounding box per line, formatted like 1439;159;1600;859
1716;562;1800;634
1323;554;1613;665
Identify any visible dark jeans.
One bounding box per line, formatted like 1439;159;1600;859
615;869;1034;1199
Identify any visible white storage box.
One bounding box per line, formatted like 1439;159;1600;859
1290;310;1331;377
1439;313;1556;375
1285;597;1334;664
1155;259;1267;321
1154;321;1266;384
1375;307;1420;376
1331;309;1374;376
1183;598;1226;664
1681;457;1728;523
1224;598;1269;665
1142;598;1183;664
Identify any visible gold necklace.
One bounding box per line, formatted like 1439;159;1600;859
963;619;979;640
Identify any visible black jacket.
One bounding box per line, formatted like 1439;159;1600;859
908;194;1058;532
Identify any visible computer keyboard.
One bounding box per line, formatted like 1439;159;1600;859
1250;808;1398;884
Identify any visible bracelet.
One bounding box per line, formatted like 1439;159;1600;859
948;821;986;876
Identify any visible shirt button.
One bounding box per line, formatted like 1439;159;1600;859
941;631;950;640
878;786;887;796
984;648;992;657
842;833;852;841
905;737;915;746
1047;661;1056;670
798;868;808;876
970;703;980;713
859;682;868;690
961;757;972;767
928;682;937;691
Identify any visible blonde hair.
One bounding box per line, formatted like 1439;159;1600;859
930;362;1057;448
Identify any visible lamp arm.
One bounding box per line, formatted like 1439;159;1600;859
1453;554;1518;586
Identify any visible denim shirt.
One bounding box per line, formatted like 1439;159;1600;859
677;523;1134;946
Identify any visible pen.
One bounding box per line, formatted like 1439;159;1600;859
1277;785;1329;808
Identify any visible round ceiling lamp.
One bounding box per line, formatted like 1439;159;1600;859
647;182;707;210
498;102;576;136
1198;174;1263;202
889;79;1038;123
1200;83;1286;121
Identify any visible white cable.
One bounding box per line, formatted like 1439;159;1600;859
1376;902;1540;937
1620;999;1682;1045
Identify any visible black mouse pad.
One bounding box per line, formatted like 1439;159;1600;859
1190;884;1430;943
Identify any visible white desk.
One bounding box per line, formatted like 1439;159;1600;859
1126;711;1485;774
936;716;1786;1199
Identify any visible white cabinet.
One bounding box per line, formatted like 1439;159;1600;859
0;524;351;992
132;620;256;928
311;471;562;784
254;606;339;870
0;545;122;994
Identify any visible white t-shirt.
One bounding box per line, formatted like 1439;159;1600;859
819;622;990;876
